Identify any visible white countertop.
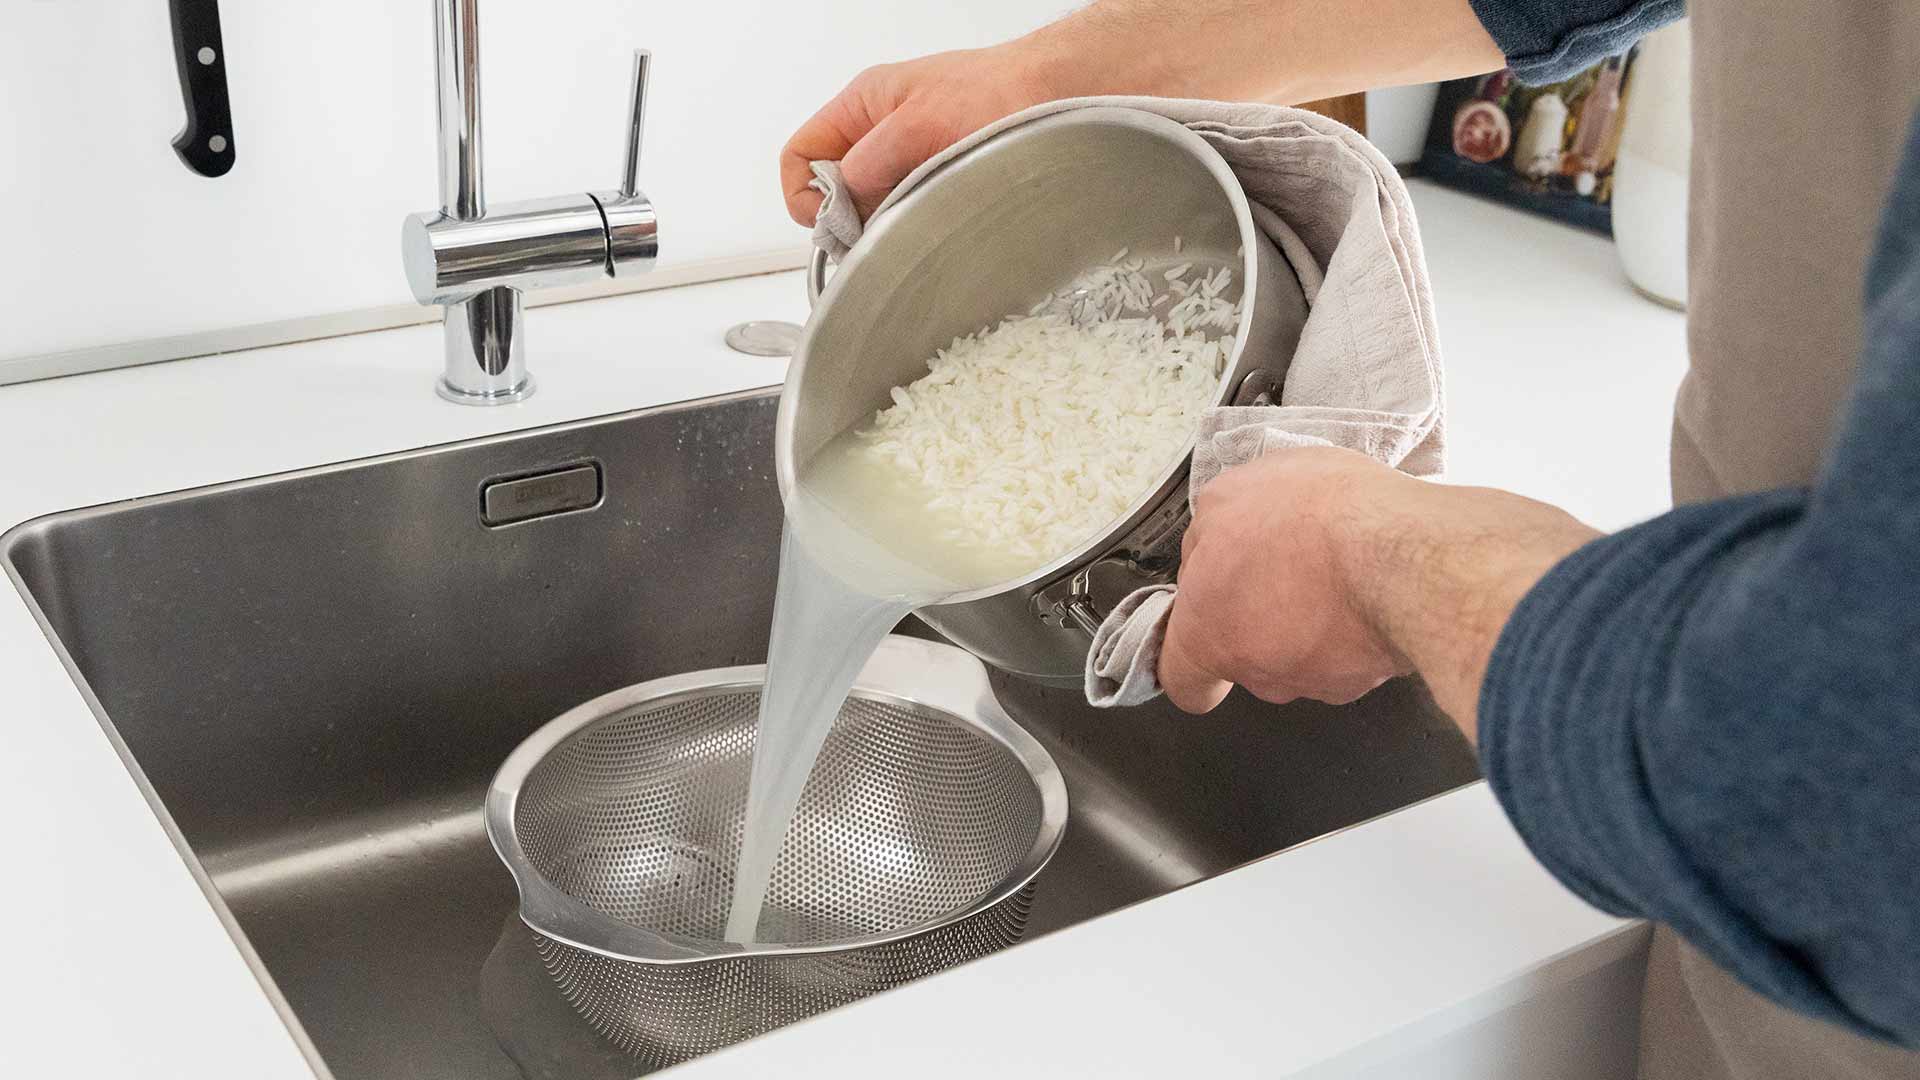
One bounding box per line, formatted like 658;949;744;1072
0;182;1685;1077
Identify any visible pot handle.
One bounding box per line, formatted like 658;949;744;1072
806;247;832;307
1059;582;1107;637
1033;565;1110;638
1034;563;1132;639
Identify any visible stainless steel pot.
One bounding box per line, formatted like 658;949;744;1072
777;107;1308;684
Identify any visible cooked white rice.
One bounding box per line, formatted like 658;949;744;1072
858;251;1243;568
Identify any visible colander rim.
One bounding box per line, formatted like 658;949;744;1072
484;635;1069;966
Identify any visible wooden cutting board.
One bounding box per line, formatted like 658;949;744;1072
1299;93;1368;134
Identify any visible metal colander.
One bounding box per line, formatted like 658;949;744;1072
485;636;1068;1070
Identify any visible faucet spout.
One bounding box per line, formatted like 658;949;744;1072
435;0;485;223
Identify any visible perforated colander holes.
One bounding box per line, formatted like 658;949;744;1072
534;884;1036;1067
509;682;1053;1054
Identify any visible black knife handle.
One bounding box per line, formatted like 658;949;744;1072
168;0;234;177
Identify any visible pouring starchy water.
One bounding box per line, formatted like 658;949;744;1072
725;247;1243;942
727;106;1306;942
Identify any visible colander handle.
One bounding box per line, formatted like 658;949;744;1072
806;247;832;307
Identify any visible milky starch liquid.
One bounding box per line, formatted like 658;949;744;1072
722;432;1019;944
724;246;1233;942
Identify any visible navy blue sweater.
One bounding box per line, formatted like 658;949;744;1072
1471;15;1920;1050
1464;0;1684;82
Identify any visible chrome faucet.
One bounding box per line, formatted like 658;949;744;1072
401;0;658;405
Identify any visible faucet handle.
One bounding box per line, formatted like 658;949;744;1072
619;50;649;200
595;48;659;278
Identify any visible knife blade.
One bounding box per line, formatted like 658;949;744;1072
168;0;235;177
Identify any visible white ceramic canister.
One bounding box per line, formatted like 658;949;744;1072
1612;19;1692;308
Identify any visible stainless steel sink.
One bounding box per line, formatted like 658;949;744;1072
3;388;1478;1079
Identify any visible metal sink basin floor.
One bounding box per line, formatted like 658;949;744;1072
3;389;1478;1079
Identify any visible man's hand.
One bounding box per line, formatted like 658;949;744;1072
779;44;1063;226
1157;448;1600;737
1158;450;1414;713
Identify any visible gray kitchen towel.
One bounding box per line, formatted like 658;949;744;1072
810;96;1444;708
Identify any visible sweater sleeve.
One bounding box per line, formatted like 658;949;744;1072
1478;112;1920;1048
1463;0;1684;82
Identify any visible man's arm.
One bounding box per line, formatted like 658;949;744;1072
1161;114;1920;1046
781;0;1507;223
1155;450;1600;727
781;0;1685;225
1478;119;1920;1047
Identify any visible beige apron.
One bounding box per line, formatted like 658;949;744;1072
1649;0;1920;1074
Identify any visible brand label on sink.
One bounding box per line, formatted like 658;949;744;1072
481;463;603;526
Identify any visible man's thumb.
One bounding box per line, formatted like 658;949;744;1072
1158;618;1233;714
